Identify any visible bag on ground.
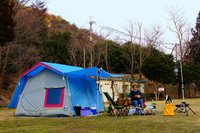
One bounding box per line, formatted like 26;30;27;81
128;108;136;115
164;103;174;116
164;96;174;116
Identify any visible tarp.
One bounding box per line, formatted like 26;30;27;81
20;62;83;78
68;67;127;78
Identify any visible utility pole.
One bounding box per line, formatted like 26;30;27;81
175;43;178;62
83;43;86;69
89;17;95;68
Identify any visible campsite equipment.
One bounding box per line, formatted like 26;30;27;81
7;62;105;117
117;97;131;106
151;101;156;109
8;62;126;117
143;102;157;115
164;96;174;116
91;104;97;115
128;108;136;115
174;61;195;116
68;66;127;117
81;108;91;116
174;102;195;116
103;92;129;120
74;105;82;116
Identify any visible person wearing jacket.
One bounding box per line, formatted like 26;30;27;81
130;84;144;110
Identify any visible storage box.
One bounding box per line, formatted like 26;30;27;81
117;98;131;106
81;108;91;116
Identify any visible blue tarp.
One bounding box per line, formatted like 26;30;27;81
68;67;127;77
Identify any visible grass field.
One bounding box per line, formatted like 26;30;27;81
0;98;199;133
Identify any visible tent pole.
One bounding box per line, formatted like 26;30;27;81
66;75;73;117
97;70;99;116
16;77;26;108
84;75;91;109
99;78;106;111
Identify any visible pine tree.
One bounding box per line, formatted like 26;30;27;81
189;11;200;64
0;0;16;89
0;0;16;46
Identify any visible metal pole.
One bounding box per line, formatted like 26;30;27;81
90;17;93;68
176;44;178;62
180;61;184;102
89;17;95;68
83;44;85;69
97;69;99;116
128;76;130;93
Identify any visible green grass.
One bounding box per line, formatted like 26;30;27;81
0;99;200;133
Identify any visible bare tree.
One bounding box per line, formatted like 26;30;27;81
122;20;164;90
98;30;111;72
122;20;138;77
94;29;111;67
166;6;189;61
167;6;190;98
0;0;47;90
139;23;164;90
8;44;42;76
137;22;143;89
73;29;90;67
144;24;164;55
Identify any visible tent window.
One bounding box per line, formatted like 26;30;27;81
44;88;64;107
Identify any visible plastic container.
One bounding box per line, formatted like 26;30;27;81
91;104;96;115
81;108;91;116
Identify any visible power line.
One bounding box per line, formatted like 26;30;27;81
97;25;177;46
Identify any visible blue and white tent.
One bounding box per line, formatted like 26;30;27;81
8;62;126;117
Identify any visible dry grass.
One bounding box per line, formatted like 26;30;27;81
0;98;200;133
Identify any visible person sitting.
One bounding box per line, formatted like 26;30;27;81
130;84;144;112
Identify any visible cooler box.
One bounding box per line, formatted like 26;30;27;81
81;108;91;116
91;104;96;115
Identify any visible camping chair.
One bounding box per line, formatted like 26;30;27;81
126;94;147;115
103;92;128;117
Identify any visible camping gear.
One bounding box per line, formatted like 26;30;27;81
8;62;126;117
128;108;136;115
7;62;106;117
143;102;157;115
174;102;196;116
103;92;128;120
63;65;127;117
117;97;131;106
91;104;97;115
81;108;91;116
74;105;82;116
164;96;174;116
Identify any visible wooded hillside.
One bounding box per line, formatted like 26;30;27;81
1;1;200;106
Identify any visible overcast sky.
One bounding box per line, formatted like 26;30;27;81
46;0;200;54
